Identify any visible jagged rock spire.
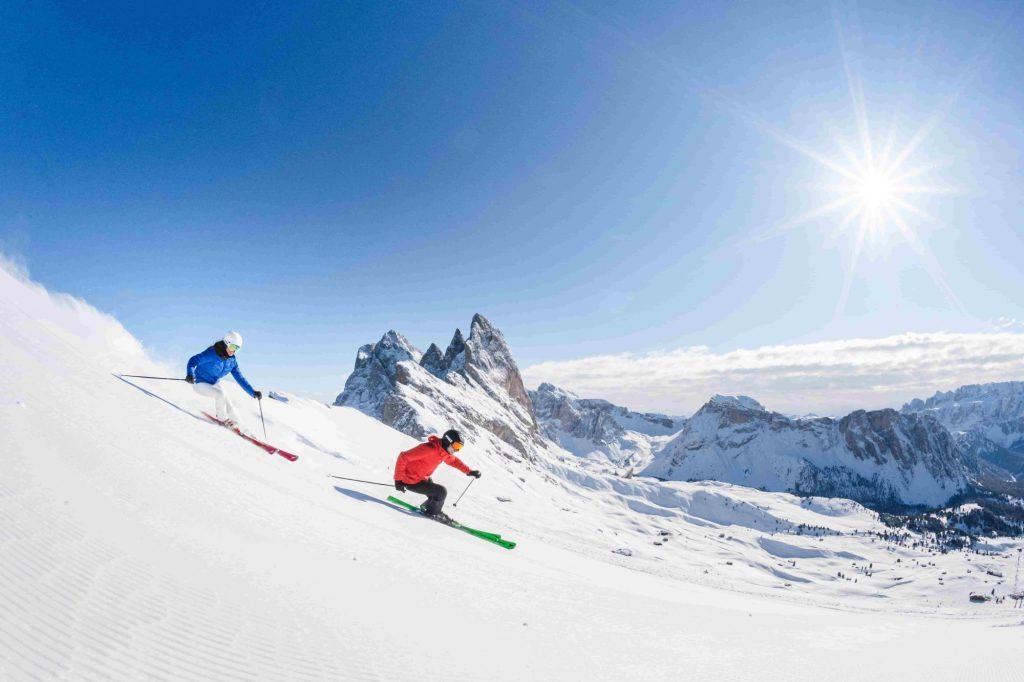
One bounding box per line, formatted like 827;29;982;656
442;328;468;372
462;314;534;419
419;343;445;376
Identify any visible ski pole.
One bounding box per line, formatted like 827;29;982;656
119;374;188;381
257;395;268;440
326;475;394;487
453;477;476;507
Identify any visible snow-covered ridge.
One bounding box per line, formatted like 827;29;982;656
530;382;684;468
903;382;1024;479
642;396;970;508
903;382;1024;433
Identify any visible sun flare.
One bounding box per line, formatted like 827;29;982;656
858;171;893;209
797;135;964;312
814;138;947;248
747;110;963;316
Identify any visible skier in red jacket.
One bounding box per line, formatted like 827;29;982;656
394;429;481;522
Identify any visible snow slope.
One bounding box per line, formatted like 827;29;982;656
2;261;1022;681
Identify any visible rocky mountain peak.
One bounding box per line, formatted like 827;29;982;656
470;312;493;334
695;394;770;427
378;330;420;363
839;408;897;432
420;343;445;376
461;314;534;419
465;314;515;370
536;382;571;396
335;331;423;417
335;315;545;462
442;328;467;371
707;394;766;412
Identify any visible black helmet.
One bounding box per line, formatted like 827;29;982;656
441;429;463;450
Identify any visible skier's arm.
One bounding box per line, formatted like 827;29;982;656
231;365;256;398
186;352;202;379
443;452;472;475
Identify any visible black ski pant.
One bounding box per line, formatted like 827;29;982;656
405;478;447;515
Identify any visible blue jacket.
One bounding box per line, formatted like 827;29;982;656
186;345;256;397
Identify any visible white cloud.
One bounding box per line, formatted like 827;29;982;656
522;332;1024;417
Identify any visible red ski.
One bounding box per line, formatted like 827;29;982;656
203;412;299;462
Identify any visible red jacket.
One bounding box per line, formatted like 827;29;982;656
394;436;471;484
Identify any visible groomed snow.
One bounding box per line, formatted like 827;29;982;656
1;261;1022;681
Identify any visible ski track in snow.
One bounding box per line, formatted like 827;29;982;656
2;263;1024;681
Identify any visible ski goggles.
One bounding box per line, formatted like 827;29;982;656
226;343;241;352
450;441;464;452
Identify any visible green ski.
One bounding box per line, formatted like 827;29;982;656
386;496;517;550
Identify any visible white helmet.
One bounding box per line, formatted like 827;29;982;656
223;331;243;350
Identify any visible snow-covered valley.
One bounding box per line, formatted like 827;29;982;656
2;262;1023;681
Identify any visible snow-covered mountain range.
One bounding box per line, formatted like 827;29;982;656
641;395;970;509
903;382;1024;481
336;316;1021;510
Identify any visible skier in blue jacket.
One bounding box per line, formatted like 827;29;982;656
186;331;262;428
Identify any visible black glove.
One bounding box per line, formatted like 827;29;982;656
468;470;481;478
185;375;195;384
395;481;406;492
253;390;263;400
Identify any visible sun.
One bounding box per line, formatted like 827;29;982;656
813;134;946;249
858;171;893;209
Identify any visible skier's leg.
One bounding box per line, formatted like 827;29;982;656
406;479;447;515
405;480;431;509
193;382;237;423
220;389;240;423
193;382;225;420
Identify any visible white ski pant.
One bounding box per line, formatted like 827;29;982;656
193;382;239;422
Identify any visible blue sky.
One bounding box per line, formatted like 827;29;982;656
2;1;1023;412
